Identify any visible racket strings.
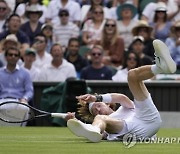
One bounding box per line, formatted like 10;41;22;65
0;103;30;122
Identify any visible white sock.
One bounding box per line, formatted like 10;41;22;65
151;65;163;75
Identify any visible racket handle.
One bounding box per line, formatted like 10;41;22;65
51;113;68;119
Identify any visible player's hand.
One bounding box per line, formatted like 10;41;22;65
76;94;96;102
65;112;75;121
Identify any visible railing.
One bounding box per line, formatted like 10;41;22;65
33;80;180;112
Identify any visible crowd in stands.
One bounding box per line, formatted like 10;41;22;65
0;0;180;82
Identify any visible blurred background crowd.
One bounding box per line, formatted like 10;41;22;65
0;0;180;82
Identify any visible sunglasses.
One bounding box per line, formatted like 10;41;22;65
127;57;137;61
60;13;69;17
92;53;102;56
94;11;103;15
34;39;45;44
105;24;116;27
7;53;19;57
0;7;6;11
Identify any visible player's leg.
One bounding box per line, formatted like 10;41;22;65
128;39;176;101
92;115;124;134
67;115;124;142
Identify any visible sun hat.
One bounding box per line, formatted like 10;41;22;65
1;34;19;47
155;2;167;12
25;4;43;18
132;20;153;36
116;3;137;20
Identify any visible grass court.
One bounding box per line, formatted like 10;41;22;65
0;127;180;154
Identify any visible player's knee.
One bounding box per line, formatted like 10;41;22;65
128;68;138;82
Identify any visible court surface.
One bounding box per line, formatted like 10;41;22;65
0;127;179;154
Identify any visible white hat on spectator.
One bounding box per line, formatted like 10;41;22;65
25;4;43;18
155;2;167;12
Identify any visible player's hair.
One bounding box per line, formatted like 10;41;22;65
77;99;118;123
77;100;94;123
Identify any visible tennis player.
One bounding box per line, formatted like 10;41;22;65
67;39;177;142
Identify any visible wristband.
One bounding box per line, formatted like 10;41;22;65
95;95;103;102
102;94;112;103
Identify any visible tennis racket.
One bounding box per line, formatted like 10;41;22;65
0;101;68;123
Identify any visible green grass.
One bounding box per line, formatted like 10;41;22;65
0;127;179;154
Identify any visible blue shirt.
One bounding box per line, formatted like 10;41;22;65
80;66;112;80
0;30;30;44
0;65;33;101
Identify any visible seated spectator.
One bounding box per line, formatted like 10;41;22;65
32;34;52;69
45;0;81;26
0;14;30;56
132;20;155;59
82;5;106;49
0;34;22;67
53;9;80;52
41;23;53;53
15;0;47;23
20;4;43;46
0;0;11;33
149;3;172;42
21;48;40;81
80;45;113;80
100;18;125;68
65;37;89;78
81;0;110;25
109;0;139;20
141;0;178;23
165;21;180;73
129;36;153;65
112;51;141;82
39;43;77;81
0;47;33;126
116;3;139;50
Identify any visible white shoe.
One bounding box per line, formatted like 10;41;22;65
153;39;176;73
67;119;102;142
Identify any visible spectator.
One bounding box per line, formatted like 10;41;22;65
39;43;77;81
32;34;52;69
165;21;180;73
112;51;141;82
15;0;47;23
80;45;113;80
0;0;11;33
116;3;139;50
100;18;125;68
109;0;139;20
0;34;22;67
45;0;81;26
0;47;33;103
141;0;178;23
41;23;53;53
53;9;80;52
150;2;172;42
82;5;106;48
129;36;153;65
20;4;43;46
81;0;110;25
65;37;89;78
21;48;40;81
0;14;30;56
0;47;33;126
132;20;155;59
